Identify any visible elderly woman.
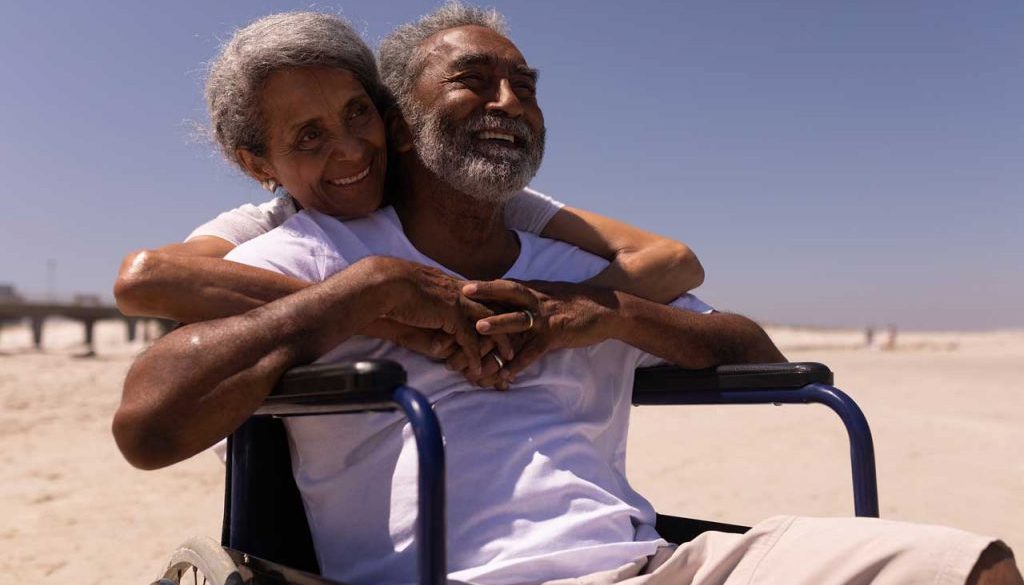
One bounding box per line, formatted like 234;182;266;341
114;11;704;381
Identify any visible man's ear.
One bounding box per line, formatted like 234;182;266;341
236;148;278;191
386;108;415;153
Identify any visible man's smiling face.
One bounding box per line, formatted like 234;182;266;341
405;25;546;201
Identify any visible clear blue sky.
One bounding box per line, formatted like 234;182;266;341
1;1;1021;330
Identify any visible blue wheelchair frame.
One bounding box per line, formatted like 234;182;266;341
222;360;877;585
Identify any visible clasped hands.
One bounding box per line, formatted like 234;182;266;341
367;259;619;390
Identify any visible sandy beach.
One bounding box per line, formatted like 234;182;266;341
2;319;1021;584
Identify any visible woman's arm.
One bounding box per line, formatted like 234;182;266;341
115;236;511;369
540;206;704;304
114;236;310;323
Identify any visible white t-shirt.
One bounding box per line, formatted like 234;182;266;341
224;208;711;585
188;187;563;245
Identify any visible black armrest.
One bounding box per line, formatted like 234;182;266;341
633;362;832;402
256;359;407;417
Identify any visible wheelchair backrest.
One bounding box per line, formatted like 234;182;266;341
223;416;321;574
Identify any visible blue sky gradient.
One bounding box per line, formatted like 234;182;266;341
1;1;1021;329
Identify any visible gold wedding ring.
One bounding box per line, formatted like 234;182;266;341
521;310;535;330
491;353;505;369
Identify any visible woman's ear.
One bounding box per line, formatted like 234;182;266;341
236;149;279;192
386;108;414;153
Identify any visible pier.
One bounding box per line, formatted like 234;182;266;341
0;301;172;356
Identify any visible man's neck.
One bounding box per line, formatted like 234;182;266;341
393;156;520;281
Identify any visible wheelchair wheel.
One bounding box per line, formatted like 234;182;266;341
152;536;244;585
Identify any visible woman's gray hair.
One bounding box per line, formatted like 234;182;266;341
205;11;386;175
378;2;507;116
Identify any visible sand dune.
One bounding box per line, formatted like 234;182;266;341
1;319;1021;584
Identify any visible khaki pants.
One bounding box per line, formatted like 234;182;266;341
542;516;997;585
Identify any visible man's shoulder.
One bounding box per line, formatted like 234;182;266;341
186;196;297;245
225;207;410;280
236;207;401;250
508;233;609;283
240;195;298;226
223;211;337;280
229;210;327;253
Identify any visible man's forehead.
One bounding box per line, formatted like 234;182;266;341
418;25;530;72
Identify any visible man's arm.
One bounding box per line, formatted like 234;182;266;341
114;237;309;323
112;256;495;470
606;291;785;367
463;281;784;378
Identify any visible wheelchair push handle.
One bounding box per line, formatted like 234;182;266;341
634;361;833;395
256;359;408;417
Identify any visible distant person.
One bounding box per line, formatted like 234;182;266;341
885;323;899;350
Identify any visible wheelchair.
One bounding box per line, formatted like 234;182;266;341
153;360;878;585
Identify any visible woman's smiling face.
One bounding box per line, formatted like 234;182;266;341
240;66;388;218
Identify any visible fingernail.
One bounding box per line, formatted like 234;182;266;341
463;284;477;295
477;321;491;332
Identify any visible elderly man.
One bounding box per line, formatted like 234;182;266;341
115;4;1020;585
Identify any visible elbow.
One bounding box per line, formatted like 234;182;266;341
670;243;705;291
111;407;181;470
113;365;188;470
738;316;787;364
613;240;706;303
713;313;786;365
114;249;160;317
639;241;703;295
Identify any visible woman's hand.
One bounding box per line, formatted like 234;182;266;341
363;318;460;360
459;279;618;383
364;318;512;379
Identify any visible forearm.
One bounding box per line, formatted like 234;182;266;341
113;259;392;470
115;249;309;322
584;240;704;303
607;293;786;368
542;206;704;304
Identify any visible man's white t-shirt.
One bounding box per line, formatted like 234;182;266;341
224;207;711;585
188;187;563;245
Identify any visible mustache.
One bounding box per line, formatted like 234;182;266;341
462;113;536;143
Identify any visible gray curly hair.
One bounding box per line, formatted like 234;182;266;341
205;12;386;179
377;1;507;116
